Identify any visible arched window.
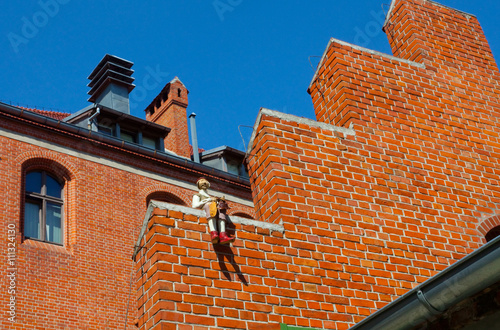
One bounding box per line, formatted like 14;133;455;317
232;212;254;219
485;226;500;242
146;191;186;207
24;170;63;244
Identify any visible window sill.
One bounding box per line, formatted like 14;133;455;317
22;239;71;255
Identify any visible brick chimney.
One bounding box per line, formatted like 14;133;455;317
145;77;190;158
383;0;498;71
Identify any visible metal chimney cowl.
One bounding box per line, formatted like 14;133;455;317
87;54;135;114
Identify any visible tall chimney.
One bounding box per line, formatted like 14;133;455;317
145;77;190;158
87;54;135;114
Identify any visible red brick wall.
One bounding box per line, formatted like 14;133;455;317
0;114;253;330
137;0;500;328
135;209;291;330
245;109;493;328
146;79;191;158
384;0;497;71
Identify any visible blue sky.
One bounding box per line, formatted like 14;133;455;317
1;1;499;152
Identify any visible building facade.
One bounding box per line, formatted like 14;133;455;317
2;0;500;329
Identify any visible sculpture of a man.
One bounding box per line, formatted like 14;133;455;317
192;177;235;244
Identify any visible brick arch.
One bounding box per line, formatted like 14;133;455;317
15;150;79;181
477;215;500;238
227;203;255;219
140;183;192;207
231;212;254;219
146;191;186;206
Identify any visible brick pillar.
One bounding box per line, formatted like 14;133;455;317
145;77;190;158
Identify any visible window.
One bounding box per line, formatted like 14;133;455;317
486;226;500;242
121;130;136;143
97;121;115;136
143;136;157;150
24;171;63;244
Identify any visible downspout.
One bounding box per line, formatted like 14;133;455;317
87;106;100;130
349;235;500;330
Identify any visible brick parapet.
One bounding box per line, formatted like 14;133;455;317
135;194;486;329
135;205;286;330
309;1;500;132
245;106;500;326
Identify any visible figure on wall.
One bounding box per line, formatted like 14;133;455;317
192;177;235;244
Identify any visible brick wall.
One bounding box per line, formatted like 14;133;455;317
383;0;497;71
136;0;500;328
0;114;253;330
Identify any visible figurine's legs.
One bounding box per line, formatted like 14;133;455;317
208;217;219;243
218;217;235;245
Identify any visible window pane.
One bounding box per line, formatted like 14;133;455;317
143;136;157;149
46;174;62;199
46;203;62;244
98;123;115;136
25;201;41;239
26;171;42;194
121;131;136;143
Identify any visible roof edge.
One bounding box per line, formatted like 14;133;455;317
247;107;355;155
307;37;425;92
383;0;476;30
133;200;283;259
0;101;250;189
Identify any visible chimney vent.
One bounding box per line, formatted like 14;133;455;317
87;54;135;114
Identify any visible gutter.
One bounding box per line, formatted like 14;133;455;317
0;101;250;188
349;235;500;330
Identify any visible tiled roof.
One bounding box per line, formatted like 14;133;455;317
190;145;204;156
19;106;71;121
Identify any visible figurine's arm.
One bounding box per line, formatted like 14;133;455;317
192;194;212;209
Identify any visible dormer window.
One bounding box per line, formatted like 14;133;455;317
97;122;115;136
143;136;158;150
120;130;136;143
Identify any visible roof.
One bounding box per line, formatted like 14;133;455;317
201;145;246;158
190;144;205;156
0;101;250;189
18;106;71;121
64;104;171;136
